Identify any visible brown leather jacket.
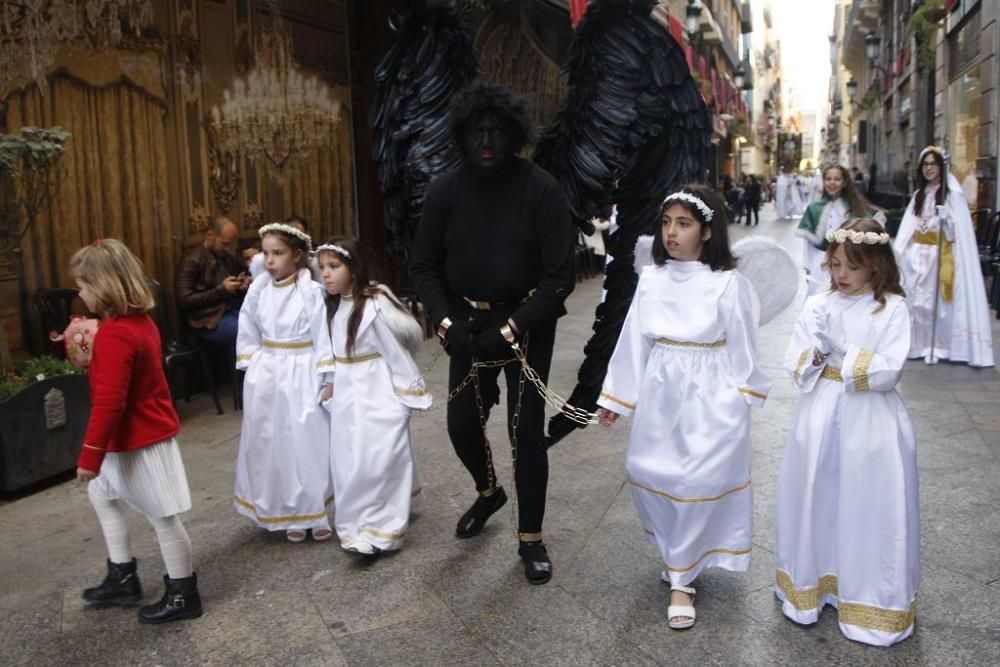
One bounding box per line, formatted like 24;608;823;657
175;245;244;329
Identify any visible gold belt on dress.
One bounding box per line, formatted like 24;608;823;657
334;352;382;364
655;337;726;348
261;339;312;350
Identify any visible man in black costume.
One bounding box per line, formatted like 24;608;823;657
411;80;575;584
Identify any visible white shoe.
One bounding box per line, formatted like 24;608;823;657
343;541;379;556
668;585;697;630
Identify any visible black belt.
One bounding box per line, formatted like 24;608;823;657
462;294;531;311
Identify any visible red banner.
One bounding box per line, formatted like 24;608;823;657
570;0;589;28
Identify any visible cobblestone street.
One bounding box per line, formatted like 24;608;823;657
2;203;999;666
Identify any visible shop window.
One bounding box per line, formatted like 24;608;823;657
948;64;980;208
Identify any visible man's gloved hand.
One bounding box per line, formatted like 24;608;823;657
471;325;515;360
443;320;476;356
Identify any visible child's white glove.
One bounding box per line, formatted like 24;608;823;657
813;308;847;357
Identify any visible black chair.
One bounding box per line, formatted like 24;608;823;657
983;212;1000;317
34;288;86;357
145;278;223;415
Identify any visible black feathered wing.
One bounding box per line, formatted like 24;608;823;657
533;0;713;445
371;7;479;270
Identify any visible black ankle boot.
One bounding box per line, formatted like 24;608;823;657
83;558;142;606
455;487;508;538
518;541;553;585
137;573;203;624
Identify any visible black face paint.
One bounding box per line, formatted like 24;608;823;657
462;114;516;178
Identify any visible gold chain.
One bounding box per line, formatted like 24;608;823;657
510;342;599;425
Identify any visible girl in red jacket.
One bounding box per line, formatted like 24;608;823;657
71;239;202;624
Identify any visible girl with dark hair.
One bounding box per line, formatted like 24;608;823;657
597;184;770;630
234;223;336;543
776;218;919;646
797;164;879;295
317;237;430;556
893;146;994;366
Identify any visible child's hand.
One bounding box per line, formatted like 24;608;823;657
76;467;97;483
598;408;620;428
318;384;333;403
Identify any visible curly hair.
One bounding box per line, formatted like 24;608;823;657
449;79;535;150
823;218;904;312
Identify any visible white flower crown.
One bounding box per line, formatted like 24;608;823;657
662;192;714;222
258;222;313;251
315;243;351;260
825;228;890;245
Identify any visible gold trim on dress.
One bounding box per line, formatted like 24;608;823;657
664;546;751;572
600;391;636;410
655;336;726;348
317;359;336;368
394;386;428;397
842;285;873;297
261;340;313;350
853;348;874;392
738;386;767;400
360;526;406;541
236;352;254;361
234;495;330;524
629;478;751;503
839;600;916;634
793;348;810;383
335;352;382;364
912;231;954;302
775;569;839;611
820;365;843;382
273;274;297;288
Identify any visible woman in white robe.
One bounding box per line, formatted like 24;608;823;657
893;146;994;366
776;219;919;646
234;266;335;538
598;185;770;629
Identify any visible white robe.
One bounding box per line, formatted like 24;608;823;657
775;175;792;218
775;290;919;647
894;180;994;367
598;261;771;586
790;177;807;216
233;269;335;532
326;296;430;552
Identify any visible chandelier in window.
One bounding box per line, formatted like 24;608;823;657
0;0;153;94
209;31;341;181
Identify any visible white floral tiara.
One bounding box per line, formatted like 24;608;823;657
315;243;351;259
258;222;313;251
825;229;890;245
662;192;714;222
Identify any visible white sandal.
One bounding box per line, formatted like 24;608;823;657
667;584;697;630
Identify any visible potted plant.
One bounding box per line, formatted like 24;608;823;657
0;126;71;368
0;356;89;493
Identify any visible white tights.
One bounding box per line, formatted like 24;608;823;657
88;481;193;579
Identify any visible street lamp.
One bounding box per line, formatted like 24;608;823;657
685;0;702;37
846;77;859;103
864;31;881;64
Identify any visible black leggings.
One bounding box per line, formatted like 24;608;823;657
446;317;555;534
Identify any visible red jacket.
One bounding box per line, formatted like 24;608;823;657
78;313;180;472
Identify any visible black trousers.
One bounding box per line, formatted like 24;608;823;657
744;201;760;225
446;307;555;535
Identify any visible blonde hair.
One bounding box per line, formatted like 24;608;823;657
69;239;154;317
823;218;904;312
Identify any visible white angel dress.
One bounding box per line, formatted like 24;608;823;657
598;260;771;586
326;287;431;553
893;176;994;366
233;269;335;532
775;289;919;646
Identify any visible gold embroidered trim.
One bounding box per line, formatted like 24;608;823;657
236;353;254;361
234;495;331;523
776;570;915;633
317;359;336;368
738;386;768;400
775;569;839;611
394;387;428;397
360;526;406;541
655;336;726;348
665;546;751;572
839;600;916;634
793;348;811;383
600;391;636;410
821;365;843;382
518;531;543;542
842;285;873;297
335;352;382;364
629;479;751;503
262;340;312;350
853;348;874;392
273;275;296;288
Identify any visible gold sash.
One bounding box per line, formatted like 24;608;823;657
912;230;954;304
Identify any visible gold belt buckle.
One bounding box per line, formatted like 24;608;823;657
464;297;493;310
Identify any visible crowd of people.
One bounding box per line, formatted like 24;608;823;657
65;79;993;650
